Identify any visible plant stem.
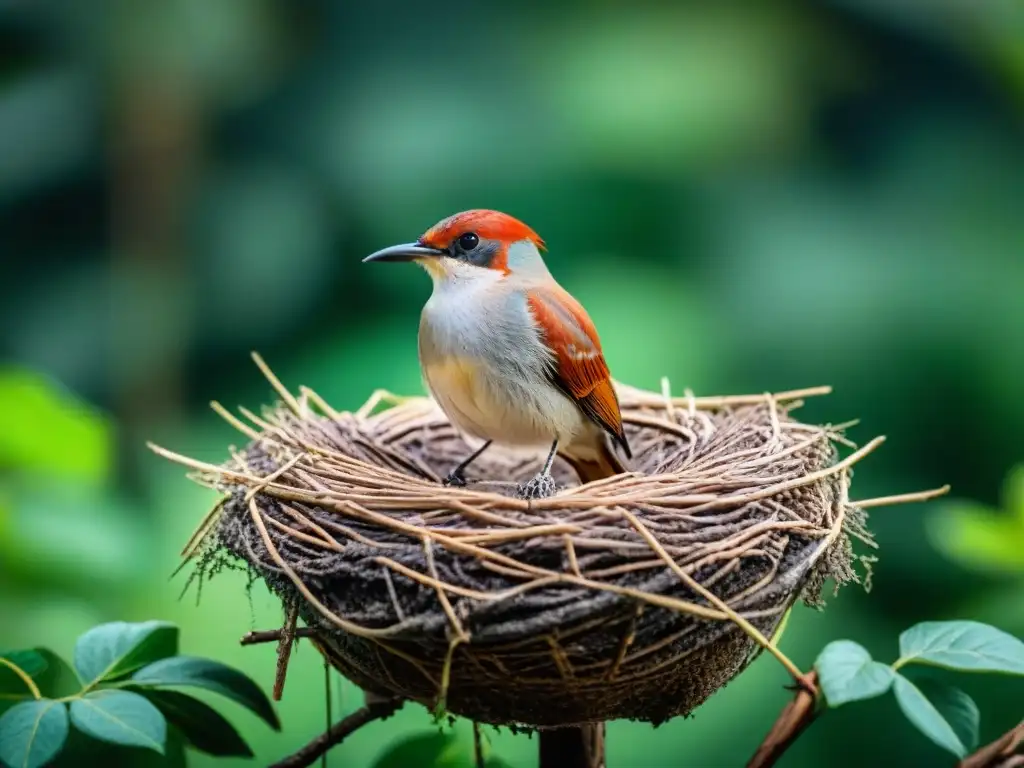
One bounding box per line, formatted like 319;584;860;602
747;671;821;768
0;658;41;699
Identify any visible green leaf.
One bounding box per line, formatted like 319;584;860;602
73;621;178;685
47;725;185;768
136;690;253;757
892;674;979;758
31;650;81;700
0;652;47;680
897;620;1024;675
814;640;895;707
928;501;1024;574
131;656;279;730
1005;464;1024;525
2;485;151;590
69;690;165;754
0;368;111;483
916;678;979;752
0;700;69;768
0;652;47;696
371;731;466;768
3;650;80;719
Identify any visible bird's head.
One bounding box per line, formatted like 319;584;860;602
363;209;548;282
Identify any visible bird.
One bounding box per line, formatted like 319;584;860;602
363;209;631;496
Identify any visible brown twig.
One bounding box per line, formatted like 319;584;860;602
747;671;821;768
240;627;318;645
268;697;404;768
960;721;1024;768
273;602;300;701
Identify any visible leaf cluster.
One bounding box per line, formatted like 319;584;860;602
815;620;1024;759
0;621;279;768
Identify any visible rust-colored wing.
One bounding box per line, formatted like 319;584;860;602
527;285;631;457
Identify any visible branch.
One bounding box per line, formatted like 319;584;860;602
273;602;300;701
239;627;318;646
269;698;404;768
960;721;1024;768
747;671;821;768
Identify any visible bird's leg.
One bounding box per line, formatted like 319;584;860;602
540;439;559;475
517;440;559;500
443;440;492;487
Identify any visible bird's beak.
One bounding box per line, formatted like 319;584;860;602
362;242;445;264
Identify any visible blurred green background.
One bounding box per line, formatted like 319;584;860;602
1;1;1022;766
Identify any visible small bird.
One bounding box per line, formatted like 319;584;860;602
363;209;631;494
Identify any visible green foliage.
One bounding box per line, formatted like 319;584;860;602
0;351;147;616
0;621;277;767
815;620;1024;759
895;620;1024;676
30;651;82;701
0;652;47;691
929;466;1024;575
892;676;979;758
69;691;166;754
136;690;253;758
0;700;69;768
0;368;111;484
366;727;518;768
131;657;280;730
371;731;464;768
73;622;179;686
814;641;894;707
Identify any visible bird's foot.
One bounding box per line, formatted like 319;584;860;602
516;472;558;500
442;471;467;488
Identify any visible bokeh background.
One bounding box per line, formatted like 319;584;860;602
2;1;1022;766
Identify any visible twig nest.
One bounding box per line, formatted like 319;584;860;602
162;369;898;728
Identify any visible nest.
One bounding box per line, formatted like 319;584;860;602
154;358;940;729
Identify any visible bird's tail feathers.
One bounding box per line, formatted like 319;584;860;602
561;440;628;485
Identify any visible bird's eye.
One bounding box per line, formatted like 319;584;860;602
456;232;479;251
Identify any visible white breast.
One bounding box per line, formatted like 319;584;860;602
417;265;588;448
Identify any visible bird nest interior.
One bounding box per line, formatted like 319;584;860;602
153;356;935;729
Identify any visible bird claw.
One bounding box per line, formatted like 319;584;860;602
442;472;467;488
516;473;558;500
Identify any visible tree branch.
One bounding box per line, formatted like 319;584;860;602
959;721;1024;768
240;627;318;646
268;698;404;768
273;602;300;701
747;671;821;768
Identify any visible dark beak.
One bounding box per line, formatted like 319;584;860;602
362;242;445;264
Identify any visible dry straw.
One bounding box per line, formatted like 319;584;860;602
151;354;947;729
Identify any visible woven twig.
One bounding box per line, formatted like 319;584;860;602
151;360;946;728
